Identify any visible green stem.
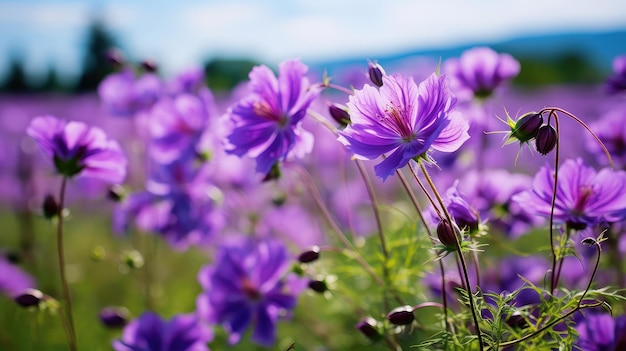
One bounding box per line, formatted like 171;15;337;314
57;176;77;351
394;169;450;332
416;160;484;351
548;113;561;295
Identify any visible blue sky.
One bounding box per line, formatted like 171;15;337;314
1;0;625;83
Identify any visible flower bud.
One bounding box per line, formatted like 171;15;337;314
42;194;59;219
14;288;44;308
511;112;543;142
99;306;129;328
262;162;282;182
298;246;320;263
122;250;144;269
107;184;126;202
506;311;528;329
535;124;557;155
140;59;158;73
386;305;415;326
328;103;350;127
436;219;461;248
308;279;328;293
104;48;125;68
356;317;381;340
368;62;385;87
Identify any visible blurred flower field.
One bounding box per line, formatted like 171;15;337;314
1;48;626;350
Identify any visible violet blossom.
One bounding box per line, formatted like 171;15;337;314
98;69;162;117
605;55;626;95
196;239;298;347
225;59;322;175
26;115;127;183
338;73;470;180
113;312;212;351
443;46;520;100
513;158;626;230
575;313;626;351
0;254;36;298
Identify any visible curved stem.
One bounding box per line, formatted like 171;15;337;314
548;113;561;295
394;168;450;331
540;107;613;168
57;176;77;351
417;160;484;351
288;164;402;302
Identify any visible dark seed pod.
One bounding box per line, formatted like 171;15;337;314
368;62;385;87
512;112;543;142
535;124;558;155
386;305;415;326
308;279;328;293
99;306;130;328
356;317;381;340
436;219;461;248
14;288;44;308
328;104;351;127
140;59;158;73
298;246;320;263
42;194;59;219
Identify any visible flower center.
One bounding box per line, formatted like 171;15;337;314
384;105;414;141
241;277;261;300
573;186;594;215
253;101;288;126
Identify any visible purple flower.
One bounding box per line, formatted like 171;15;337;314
147;94;210;164
0;255;36;298
225;59;322;175
338;73;470;180
427;180;480;233
27;115;127;183
457;169;542;238
98;69;163;117
113;312;212;351
443;46;520;100
196;239;297;347
575;313;626;351
605;55;626;95
513;158;626;229
586;108;626;169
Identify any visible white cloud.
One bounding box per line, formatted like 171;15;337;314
0;2;90;29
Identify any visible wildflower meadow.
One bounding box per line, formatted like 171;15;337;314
2;46;626;351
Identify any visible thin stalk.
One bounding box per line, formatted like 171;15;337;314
540;107;613;169
354;159;394;313
417;160;484;351
288;164;395;294
394;169;450;332
56;176;77;351
548;113;561;294
500;239;603;348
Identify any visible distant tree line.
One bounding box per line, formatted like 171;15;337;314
0;20;606;94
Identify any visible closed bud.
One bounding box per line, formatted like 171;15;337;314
42;194;59;219
140;59;158;73
104;48;125;68
107;184;126;202
328;103;350;127
386;305;415;326
99;306;129;328
511;112;543;142
262;162;282;182
308;279;328;293
122;250;144;269
368;62;385;87
298;246;320;263
356;317;381;340
535;124;557;155
437;219;461;248
14;288;44;308
506;311;528;329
